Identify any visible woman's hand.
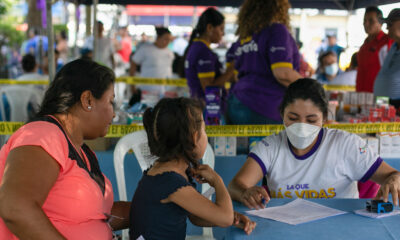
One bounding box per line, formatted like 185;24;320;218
191;164;222;187
233;211;256;235
375;172;400;206
241;186;270;210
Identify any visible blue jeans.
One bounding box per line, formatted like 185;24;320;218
227;94;282;125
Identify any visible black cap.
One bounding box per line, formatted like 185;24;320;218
384;8;400;24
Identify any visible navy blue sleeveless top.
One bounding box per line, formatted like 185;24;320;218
129;169;195;240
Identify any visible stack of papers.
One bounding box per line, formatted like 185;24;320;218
246;198;347;225
354;209;400;218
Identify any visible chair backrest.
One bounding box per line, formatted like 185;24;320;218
113;131;216;239
113;130;158;201
0;85;42;122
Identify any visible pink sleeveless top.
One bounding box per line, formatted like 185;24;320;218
0;120;114;239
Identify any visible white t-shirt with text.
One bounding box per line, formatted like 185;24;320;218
250;128;381;199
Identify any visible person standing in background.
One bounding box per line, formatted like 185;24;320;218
374;9;400;109
356;6;393;93
84;21;115;70
324;35;344;63
56;30;68;65
227;0;302;125
183;8;233;105
116;26;132;64
130;27;175;100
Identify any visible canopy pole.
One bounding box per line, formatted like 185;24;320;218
93;0;98;61
46;0;55;81
74;1;79;59
86;4;91;36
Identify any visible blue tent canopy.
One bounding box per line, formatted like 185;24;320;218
78;0;399;10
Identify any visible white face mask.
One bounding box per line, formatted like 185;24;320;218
324;63;339;76
285;123;321;150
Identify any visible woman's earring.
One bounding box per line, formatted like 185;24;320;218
88;106;92;110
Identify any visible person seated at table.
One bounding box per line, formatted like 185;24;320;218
0;59;131;239
316;51;343;84
228;78;400;209
129;97;256;239
328;52;357;86
17;53;46;81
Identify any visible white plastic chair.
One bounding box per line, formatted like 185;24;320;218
0;85;42;146
113;130;215;240
0;85;42;122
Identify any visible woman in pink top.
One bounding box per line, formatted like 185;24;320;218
0;59;130;239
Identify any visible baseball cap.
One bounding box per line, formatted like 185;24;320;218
384;8;400;24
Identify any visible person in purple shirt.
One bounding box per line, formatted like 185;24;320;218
183;8;234;103
228;0;302;124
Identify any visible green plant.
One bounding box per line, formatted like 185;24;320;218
0;23;25;48
54;24;68;35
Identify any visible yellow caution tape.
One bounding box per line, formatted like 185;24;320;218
106;124;145;138
116;77;188;87
0;79;49;85
323;85;356;91
0;122;24;135
0;78;356;93
3;122;400;137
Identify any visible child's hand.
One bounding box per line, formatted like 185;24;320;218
191;164;221;187
233;211;256;235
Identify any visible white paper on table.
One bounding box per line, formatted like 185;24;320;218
354;209;400;218
246;198;347;225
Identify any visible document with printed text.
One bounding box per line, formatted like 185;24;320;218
246;198;347;225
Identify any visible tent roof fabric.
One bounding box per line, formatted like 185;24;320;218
77;0;399;10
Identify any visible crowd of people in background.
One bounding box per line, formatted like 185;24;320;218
5;3;398;116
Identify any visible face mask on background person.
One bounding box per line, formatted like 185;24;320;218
324;63;339;76
285;123;321;150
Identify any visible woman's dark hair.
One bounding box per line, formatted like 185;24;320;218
143;97;204;167
36;59;115;117
22;54;36;72
279;78;328;119
236;0;291;39
155;27;171;38
179;7;224;77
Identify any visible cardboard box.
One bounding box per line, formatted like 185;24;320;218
225;137;237;156
211;137;226;156
366;137;379;155
377;133;392;157
350;92;358;105
365;93;374;105
391;134;400;154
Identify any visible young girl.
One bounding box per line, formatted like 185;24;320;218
129;97;255;239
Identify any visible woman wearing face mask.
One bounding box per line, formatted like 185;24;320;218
316;51;342;84
229;78;400;209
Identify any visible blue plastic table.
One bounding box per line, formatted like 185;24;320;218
96;152;400;239
227;198;400;240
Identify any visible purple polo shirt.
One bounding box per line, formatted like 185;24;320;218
232;23;300;121
226;41;239;65
184;39;222;100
